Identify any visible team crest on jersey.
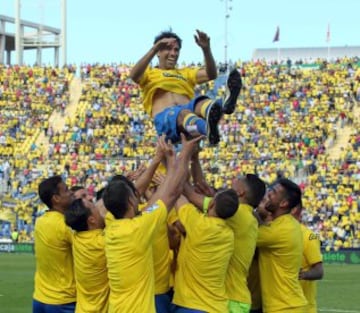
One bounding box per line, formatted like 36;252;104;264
143;203;160;214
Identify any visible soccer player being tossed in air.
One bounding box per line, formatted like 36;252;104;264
129;29;242;145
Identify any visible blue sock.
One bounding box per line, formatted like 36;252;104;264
183;113;206;135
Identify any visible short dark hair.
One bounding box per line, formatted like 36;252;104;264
65;199;90;232
215;189;239;219
154;30;182;49
110;175;137;194
70;185;84;192
38;175;63;209
102;180;133;219
244;174;266;208
276;178;302;210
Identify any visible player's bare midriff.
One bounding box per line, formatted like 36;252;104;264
152;89;191;117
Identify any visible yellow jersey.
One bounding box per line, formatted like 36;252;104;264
257;214;307;313
139;67;198;115
140;202;171;294
72;229;109;313
152;217;171;294
105;200;167;313
33;211;76;304
300;224;323;313
226;203;258;304
173;203;234;313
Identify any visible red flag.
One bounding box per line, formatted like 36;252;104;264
273;26;280;42
326;24;330;43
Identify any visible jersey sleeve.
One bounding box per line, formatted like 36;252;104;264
183;67;199;86
303;230;323;265
257;222;279;248
177;203;201;235
137;199;167;240
138;66;150;87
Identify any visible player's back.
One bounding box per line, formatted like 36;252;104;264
33;211;76;304
257;214;307;313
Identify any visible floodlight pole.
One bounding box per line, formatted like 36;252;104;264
61;0;67;66
15;0;22;65
224;0;231;71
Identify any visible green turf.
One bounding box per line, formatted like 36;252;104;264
0;254;360;312
317;264;360;312
0;254;34;313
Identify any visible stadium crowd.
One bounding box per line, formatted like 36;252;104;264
0;57;359;253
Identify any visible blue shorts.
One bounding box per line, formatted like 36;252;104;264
154;96;208;143
172;305;206;313
33;299;76;313
155;289;173;313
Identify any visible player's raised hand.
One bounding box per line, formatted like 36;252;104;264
152;172;166;186
154;134;169;163
179;133;205;160
158;135;176;168
126;163;147;182
195;180;216;197
194;29;210;50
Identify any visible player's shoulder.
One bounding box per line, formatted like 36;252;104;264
301;224;320;241
142;199;166;214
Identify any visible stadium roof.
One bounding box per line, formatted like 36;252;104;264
0;14;61;52
252;46;360;62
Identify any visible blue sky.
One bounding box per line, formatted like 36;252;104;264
1;0;360;66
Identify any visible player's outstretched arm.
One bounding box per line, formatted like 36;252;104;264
183;181;205;211
194;29;217;83
134;135;166;196
190;145;216;197
147;134;204;211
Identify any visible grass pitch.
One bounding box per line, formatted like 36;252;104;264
0;254;359;313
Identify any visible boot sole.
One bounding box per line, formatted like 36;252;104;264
207;101;222;145
223;69;242;114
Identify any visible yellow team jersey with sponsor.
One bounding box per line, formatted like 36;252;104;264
33;211;76;304
72;229;109;313
139;67;198;115
300;224;323;313
226;203;258;304
105;200;167;313
257;214;307;313
173;203;234;313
